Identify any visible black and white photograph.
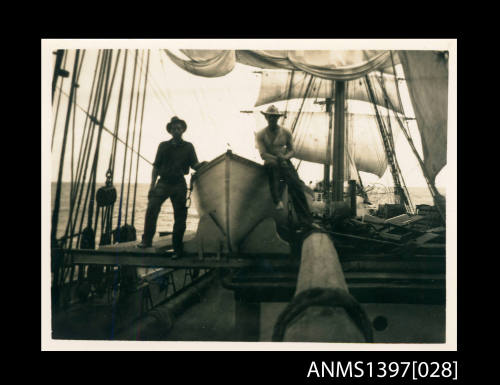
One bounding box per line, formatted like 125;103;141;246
42;39;456;351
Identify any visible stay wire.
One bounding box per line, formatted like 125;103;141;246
374;71;415;212
73;52;108;247
56;86;153;167
117;49;139;233
125;50;145;225
76;51;110;247
109;50;128;180
63;51;88;247
131;49;150;227
65;51;104;248
51;49;81;247
366;75;412;211
89;49;123;243
70;51;102;202
66;53;86;245
283;70;295;124
293;75;319;167
87;50;113;230
87;49;122;233
51;51;68;151
291;74;313;134
139;50;175;115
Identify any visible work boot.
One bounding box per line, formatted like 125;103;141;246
171;252;182;260
137;241;152;249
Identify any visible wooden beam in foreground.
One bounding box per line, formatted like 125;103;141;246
280;232;369;343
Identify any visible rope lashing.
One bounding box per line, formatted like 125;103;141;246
186;174;196;209
272;287;374;342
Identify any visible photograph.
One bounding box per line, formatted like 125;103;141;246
42;39;456;351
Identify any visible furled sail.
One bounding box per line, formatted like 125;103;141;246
253;111;390;178
398;51;448;184
254;70;404;114
165;50;396;80
165;50;236;78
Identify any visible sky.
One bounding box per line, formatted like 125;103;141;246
49;48;449;189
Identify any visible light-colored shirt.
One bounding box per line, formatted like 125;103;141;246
255;125;294;163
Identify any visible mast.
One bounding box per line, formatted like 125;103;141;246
323;95;334;216
332;81;345;203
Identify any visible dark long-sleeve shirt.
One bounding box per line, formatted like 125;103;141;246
153;139;199;183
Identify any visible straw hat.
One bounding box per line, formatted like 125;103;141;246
166;116;187;133
260;105;284;116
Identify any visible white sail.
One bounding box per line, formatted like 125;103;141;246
165;49;448;186
254;70;404;114
252;111;391;178
166;49;396;80
399;51;448;184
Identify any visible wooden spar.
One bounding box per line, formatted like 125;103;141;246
323;93;334;216
278;232;369;342
296;233;348;293
349;180;357;217
332;81;345;203
52;50;65;103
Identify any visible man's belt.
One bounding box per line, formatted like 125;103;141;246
160;175;185;184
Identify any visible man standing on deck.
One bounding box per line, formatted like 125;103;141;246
255;105;314;228
137;116;206;259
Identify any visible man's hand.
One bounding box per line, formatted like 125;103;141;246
193;161;208;171
276;154;288;167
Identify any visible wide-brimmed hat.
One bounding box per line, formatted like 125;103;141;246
261;105;284;116
167;116;187;133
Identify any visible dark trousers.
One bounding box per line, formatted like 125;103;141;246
264;161;313;225
142;180;187;253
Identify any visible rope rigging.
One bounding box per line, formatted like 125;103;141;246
71;51;109;249
95;48;129;248
54;87;153;167
131;50;150;227
364;74;413;214
75;50;121;250
382;51;445;222
124;50;145;227
371;56;444;221
51;49;82;248
51;49;157;305
54;50;154;251
50;49;82;308
282;69;295;124
115;50;139;243
290;74;316;172
51;50;68;151
84;50;114;248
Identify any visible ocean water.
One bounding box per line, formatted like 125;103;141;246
50;182;444;245
50;182;199;244
365;185;445;208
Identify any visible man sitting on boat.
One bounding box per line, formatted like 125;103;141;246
255;105;314;228
137;116;206;258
